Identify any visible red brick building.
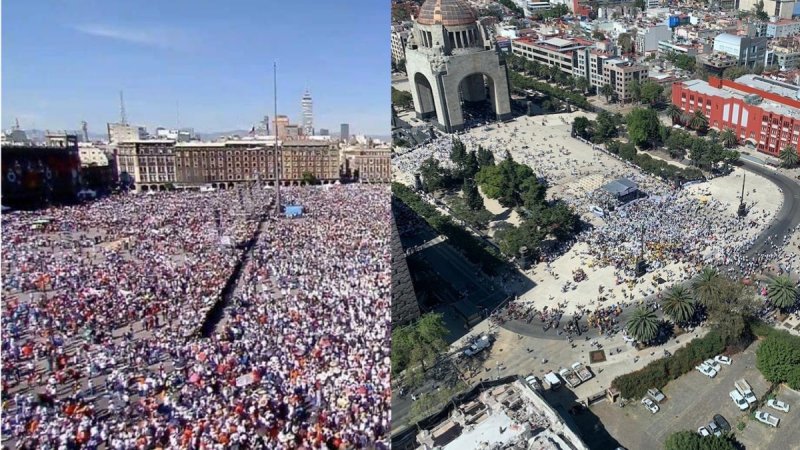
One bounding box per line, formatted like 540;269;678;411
672;75;800;157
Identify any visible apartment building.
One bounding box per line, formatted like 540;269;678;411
511;37;588;76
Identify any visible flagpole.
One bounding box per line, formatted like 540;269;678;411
274;61;281;216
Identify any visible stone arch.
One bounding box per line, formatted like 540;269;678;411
457;72;500;121
141;185;150;192
412;72;438;120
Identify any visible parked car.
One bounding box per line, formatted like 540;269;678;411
735;379;757;404
704;358;721;373
641;397;659;414
755;411;780;428
707;421;721;437
697;426;710;437
463;335;491;357
647;388;666;403
713;414;731;433
714;355;732;365
767;399;790;413
696;363;717;378
729;390;749;411
525;375;542;391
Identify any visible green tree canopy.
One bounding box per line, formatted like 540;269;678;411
626;307;660;343
419;157;445;192
476;145;495;167
663;285;696;324
767;275;798;311
756;330;800;389
626;107;661;148
392;87;413;110
664;430;737;450
780;145;799;168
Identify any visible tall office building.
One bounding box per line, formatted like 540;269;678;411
340;123;350;143
301;89;314;136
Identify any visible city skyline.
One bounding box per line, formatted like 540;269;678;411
1;0;388;135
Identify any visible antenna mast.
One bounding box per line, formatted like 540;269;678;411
274;62;281;216
119;91;128;125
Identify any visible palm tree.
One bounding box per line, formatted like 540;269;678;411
692;266;720;306
662;285;695;324
680;112;693;127
780;145;799;168
666;104;682;125
548;65;561;82
626;307;660;343
600;83;614;103
767;275;798;311
689;109;708;131
576;76;590;94
720;128;738;148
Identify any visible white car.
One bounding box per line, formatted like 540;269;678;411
729;390;749;411
714;355;732;365
767;399;790;413
704;358;721;372
697;426;710;437
755;411;780;427
696;363;717;378
642;397;659;414
525;375;542;391
707;421;722;437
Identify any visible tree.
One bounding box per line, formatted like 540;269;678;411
720;128;738;148
640;80;664;105
463;178;483;211
575;76;590;94
618;33;634;55
572;116;591;139
663;285;695;325
476;146;495;167
419;157;445;192
391;87;413;110
520;177;547;211
666;104;683;125
450;138;467;167
593;111;619;142
626;108;661;148
592;30;605;40
780;145;799;168
628;79;642;104
301;171;319;185
689;109;709;132
692;266;720;306
755;0;770;21
626;307;660;343
600;83;614;103
756;331;800;389
767;275;798;311
463;150;480;179
664;431;737;450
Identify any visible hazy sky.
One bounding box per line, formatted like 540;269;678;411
2;0;389;135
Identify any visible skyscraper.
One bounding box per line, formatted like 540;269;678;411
340;123;350;143
301;89;313;136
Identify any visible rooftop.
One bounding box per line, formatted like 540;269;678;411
417;0;476;26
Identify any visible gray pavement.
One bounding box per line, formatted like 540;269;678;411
590;341;800;450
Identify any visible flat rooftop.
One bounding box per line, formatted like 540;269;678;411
443;410;524;449
681;78;800;120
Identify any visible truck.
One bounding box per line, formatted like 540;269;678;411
735;379;757;404
571;362;593;382
559;367;582;388
755;411;780;428
544;371;562;390
463;335;491;357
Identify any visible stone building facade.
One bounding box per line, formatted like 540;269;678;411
405;0;512;132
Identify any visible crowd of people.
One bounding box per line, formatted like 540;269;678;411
2;185;391;449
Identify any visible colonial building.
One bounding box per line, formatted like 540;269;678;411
672;74;800;158
116;140;177;191
174;140;279;189
344;145;392;183
281;140;340;183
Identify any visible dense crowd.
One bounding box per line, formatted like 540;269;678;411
1;185;391;449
